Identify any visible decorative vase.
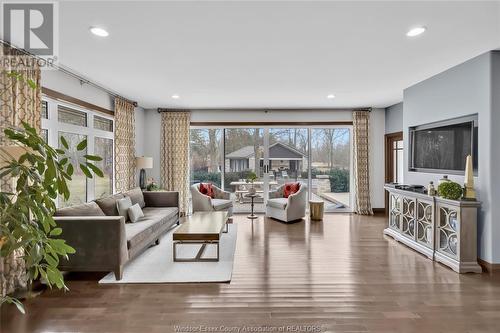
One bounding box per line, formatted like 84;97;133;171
248;186;256;195
463;154;476;200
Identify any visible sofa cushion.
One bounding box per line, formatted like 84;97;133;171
116;196;133;221
211;199;233;211
123;187;146;208
128;204;144;223
125;207;179;249
283;182;300;198
95;193;125;216
199;183;215;198
54;201;105;216
267;198;288;210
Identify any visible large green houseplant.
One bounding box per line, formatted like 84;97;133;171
0;122;103;313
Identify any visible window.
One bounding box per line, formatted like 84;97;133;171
58;132;88;207
190;129;223;187
311;128;352;211
190;126;353;213
41;129;48;143
41;101;48;119
94;115;113;132
42;97;114;207
58;105;87;127
94;137;113;198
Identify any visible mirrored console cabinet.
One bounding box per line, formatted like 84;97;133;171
384;186;482;273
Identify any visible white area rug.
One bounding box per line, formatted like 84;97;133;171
99;224;237;284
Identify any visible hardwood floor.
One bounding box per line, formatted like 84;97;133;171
3;213;500;332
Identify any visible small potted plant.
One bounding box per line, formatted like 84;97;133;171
246;172;258;195
146;178;160;191
437;181;463;200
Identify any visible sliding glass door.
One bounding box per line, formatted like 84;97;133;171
224;128;265;213
311;127;352;211
189;125;353;214
190;128;223;187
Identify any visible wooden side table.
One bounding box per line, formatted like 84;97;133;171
309;200;324;221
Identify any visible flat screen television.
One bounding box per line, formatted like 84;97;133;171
409;115;478;175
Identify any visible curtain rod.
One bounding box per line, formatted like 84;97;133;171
158;107;372;113
0;40;138;107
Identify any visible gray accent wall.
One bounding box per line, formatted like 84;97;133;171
403;51;499;263
385;102;403;134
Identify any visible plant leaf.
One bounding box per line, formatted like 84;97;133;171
49;228;62;236
66;164;74;177
60;136;69;149
76;139;87;151
86;163;104;177
79;164;92;178
83;154;102;161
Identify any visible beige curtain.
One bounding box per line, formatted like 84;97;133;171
114;97;136;192
1;46;41;190
0;45;41;296
353;111;373;215
160;111;190;214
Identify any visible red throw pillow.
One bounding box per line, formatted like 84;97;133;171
199;183;215;198
283;182;300;198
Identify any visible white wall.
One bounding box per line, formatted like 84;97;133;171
42;69;113;111
134;106;146;185
143;109;162;183
142;108;386;209
369;109;386;209
403;52;496;262
190;109;355;122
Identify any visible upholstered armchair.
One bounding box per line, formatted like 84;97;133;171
191;183;233;216
266;183;307;222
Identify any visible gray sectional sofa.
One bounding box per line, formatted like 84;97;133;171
53;188;179;280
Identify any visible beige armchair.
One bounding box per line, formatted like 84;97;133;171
266;184;307;222
191;183;233;216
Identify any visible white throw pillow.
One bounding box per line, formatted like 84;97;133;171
128;203;144;223
116;196;132;220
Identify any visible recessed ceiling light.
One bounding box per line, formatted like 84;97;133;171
406;26;426;37
171;94;180;99
90;27;109;37
327;94;335;99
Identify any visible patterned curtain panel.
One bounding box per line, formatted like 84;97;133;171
160;111;190;215
353;111;373;215
114;97;136;192
0;45;41;296
0;46;41;191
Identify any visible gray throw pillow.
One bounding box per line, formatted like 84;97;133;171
123;187;146;208
95;193;125;216
116;196;132;221
128;204;144;223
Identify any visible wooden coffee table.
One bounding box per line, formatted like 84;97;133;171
173;211;229;262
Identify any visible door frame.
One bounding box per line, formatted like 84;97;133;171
384;131;403;214
190;124;355;213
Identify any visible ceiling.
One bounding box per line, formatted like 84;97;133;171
57;1;500;109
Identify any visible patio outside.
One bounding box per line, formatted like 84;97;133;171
190;128;351;213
